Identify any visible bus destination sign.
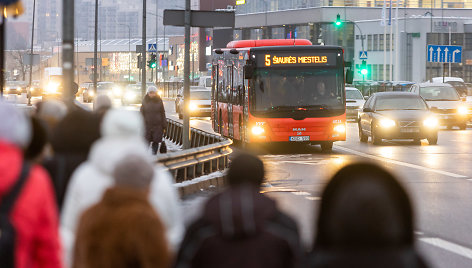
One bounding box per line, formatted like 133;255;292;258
257;52;338;68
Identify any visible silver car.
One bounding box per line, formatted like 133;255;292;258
346;87;366;121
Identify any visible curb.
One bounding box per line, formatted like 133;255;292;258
177;175;227;198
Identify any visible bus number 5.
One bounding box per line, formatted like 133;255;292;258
265;55;271;66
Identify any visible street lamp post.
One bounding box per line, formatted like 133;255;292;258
27;0;36;106
119;24;131;82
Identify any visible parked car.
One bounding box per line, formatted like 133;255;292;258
358;92;439;145
30;80;43;97
346;87;366;121
177;89;211;119
410;82;468;129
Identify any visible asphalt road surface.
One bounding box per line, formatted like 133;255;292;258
164;100;472;268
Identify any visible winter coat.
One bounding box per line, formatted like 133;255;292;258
174;185;302;268
42;109;101;210
140;94;167;143
0;141;62;268
61;136;183;266
73;187;170;268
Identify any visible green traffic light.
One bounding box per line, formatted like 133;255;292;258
150;62;157;69
361;69;368;75
335;14;342;27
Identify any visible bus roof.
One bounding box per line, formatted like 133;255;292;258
226;39;312;49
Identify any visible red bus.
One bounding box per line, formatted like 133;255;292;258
211;39;347;151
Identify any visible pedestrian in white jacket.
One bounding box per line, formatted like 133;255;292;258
60;109;183;266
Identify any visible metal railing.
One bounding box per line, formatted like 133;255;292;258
156;118;232;183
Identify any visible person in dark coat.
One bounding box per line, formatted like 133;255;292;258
73;154;171;268
174;153;302;268
42;108;101;211
24;116;49;163
308;163;429;268
140;85;167;154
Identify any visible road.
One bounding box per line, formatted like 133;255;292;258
164;100;472;268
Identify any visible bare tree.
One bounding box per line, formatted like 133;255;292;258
11;50;28;81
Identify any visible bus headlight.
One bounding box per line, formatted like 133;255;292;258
423;117;438;128
379;118;396;128
46;83;59;93
333;124;346;133
251;126;265;135
189;102;198;111
458;106;468;115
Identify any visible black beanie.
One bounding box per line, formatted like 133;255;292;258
227;153;264;187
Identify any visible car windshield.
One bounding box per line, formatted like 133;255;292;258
98;83;114;90
190;91;211;100
419;86;460;101
447;81;468;96
375;96;428;111
346;90;363;100
253;68;344;113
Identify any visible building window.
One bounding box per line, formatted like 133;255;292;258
367;34;372;51
373;34;378;51
272;27;285;39
379;34;384;51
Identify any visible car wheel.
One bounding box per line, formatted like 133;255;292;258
427;133;438;145
371;126;382;145
358;123;368;143
320;141;333;152
459;123;467;130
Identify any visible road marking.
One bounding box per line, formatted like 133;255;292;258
291;191;311;196
420;237;472;260
467;179;472;182
306;196;321;201
334;146;468;178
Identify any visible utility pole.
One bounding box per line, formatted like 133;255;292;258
27;0;36;106
156;0;158;83
183;0;191;149
93;0;98;94
0;16;5;97
142;0;147;97
63;0;75;104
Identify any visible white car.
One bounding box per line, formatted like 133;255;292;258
346;87;366;121
177;89;211;119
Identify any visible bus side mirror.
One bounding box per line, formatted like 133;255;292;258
244;65;254;80
345;69;354;84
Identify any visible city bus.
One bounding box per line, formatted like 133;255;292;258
211;39;347;151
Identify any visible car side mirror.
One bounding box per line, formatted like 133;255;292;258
363;107;372;113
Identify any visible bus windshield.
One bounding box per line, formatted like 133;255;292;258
252;68;344;114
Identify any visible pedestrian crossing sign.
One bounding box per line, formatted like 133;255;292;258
359;51;368;60
148;44;157;52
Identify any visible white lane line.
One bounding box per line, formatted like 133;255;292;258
468;179;472;182
334;146;467;178
306;196;321;201
291;191;311;196
420;237;472;260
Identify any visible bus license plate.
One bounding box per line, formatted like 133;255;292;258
290;136;310;142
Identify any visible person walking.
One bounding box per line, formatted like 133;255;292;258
73;155;171;268
140;86;167;154
61;109;183;266
0;101;62;268
308;163;428;268
174;153;302;268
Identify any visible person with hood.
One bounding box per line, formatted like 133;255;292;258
73;155;171;268
174;153;302;268
93;94;112;120
61;109;183;266
140;85;167;154
42;108;101;210
0;101;62;268
308;163;428;268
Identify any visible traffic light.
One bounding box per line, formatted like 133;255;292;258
335;14;342;27
148;54;157;69
360;60;368;75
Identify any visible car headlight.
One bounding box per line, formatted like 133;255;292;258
113;87;122;96
158;90;163;96
458;106;468;115
88;90;95;97
17;87;22;91
251;126;265;135
5;87;9;93
46;83;59;93
333;124;346;133
423;117;439;128
189;102;198;111
379;118;396;128
125;92;137;100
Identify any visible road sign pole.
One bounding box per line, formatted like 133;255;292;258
142;0;147;97
93;0;98;94
183;0;191;149
62;0;75;105
0;16;5;98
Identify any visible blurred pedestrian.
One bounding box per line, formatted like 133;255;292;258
93;94;112;120
61;109;183;266
0;101;62;268
73;155;170;268
140;85;167;154
36;99;68;134
174;153;302;268
24;116;49;163
308;163;428;268
42;108;101;210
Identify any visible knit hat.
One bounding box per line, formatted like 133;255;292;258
113;154;154;190
101;109;145;138
0;100;32;148
93;94;112;112
147;85;157;94
37;99;68;124
227;153;265;187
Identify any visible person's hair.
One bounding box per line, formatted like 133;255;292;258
314;162;414;250
113;154;154;190
227;153;264;187
93;94;112;113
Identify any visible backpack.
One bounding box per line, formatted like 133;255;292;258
0;162;31;268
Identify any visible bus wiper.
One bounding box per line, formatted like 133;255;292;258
299;104;330;110
270;105;297;111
